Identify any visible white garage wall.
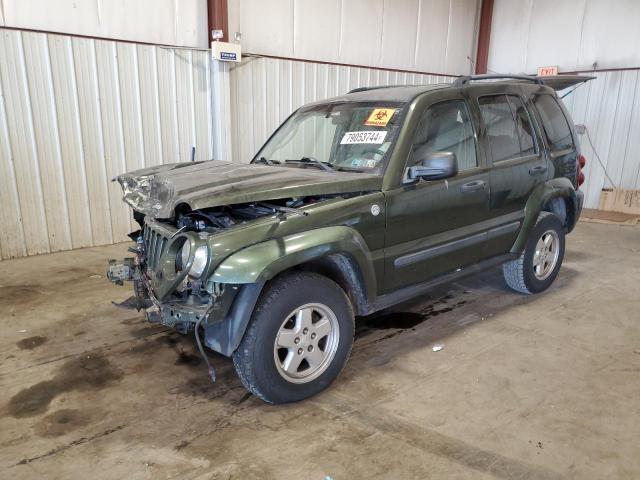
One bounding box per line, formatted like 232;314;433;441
563;70;640;209
0;0;208;48
0;28;213;260
488;0;640;74
228;0;480;75
488;0;640;209
228;55;456;163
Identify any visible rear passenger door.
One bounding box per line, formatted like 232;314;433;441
530;93;579;185
475;93;548;256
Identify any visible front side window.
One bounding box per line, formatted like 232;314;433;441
533;94;574;153
409;100;477;171
479;94;537;162
255;102;406;173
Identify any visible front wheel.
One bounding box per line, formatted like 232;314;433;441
503;212;566;294
232;272;354;404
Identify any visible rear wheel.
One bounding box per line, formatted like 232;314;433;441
232;272;354;404
503;212;565;294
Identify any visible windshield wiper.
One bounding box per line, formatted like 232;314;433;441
335;166;366;173
284;157;336;173
254;156;281;166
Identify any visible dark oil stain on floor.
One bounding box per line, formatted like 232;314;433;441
0;285;47;308
156;333;180;347
355;294;467;339
7;353;123;418
175;349;202;367
16;335;48;350
35;409;92;438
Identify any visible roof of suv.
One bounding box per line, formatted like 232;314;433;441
312;74;594;106
314;84;449;105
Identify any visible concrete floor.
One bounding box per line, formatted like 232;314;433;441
0;221;639;479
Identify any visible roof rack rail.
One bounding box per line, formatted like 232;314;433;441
347;85;403;94
453;74;544;88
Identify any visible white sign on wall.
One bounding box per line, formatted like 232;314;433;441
211;41;242;63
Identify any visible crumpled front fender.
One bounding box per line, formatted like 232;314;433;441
210;226;377;302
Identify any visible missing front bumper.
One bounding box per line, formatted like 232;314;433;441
145;302;214;334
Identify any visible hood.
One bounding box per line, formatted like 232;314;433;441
116;160;383;218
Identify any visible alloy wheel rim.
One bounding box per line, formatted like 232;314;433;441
273;303;340;384
533;229;560;280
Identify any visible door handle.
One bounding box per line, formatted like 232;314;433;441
460;180;486;194
529;165;548;176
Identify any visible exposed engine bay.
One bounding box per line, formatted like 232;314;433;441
170;195;341;233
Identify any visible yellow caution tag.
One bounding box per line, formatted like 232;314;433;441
364;108;396;127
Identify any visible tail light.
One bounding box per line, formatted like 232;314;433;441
577;155;586;188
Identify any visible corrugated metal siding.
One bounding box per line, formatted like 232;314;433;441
229;0;479;75
229;56;456;163
0;0;208;48
0;28;213;260
562;70;640;209
489;0;640;74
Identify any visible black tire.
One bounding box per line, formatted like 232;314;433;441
503;212;565;294
232;272;354;404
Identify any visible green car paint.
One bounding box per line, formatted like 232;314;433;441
111;75;589;357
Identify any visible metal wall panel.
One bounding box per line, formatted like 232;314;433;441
563;70;640;208
229;0;480;75
0;0;208;48
489;0;640;73
229;55;456;163
0;28;213;260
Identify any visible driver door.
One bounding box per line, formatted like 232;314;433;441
384;97;491;292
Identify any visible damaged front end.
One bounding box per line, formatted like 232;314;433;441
107;196;340;380
108;160;382;381
108;203;269;333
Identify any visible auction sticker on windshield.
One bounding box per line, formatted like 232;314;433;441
340;131;388;144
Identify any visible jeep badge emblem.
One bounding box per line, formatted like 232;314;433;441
371;204;381;216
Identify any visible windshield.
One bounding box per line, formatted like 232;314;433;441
254;101;407;173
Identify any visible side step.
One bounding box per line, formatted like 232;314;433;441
370;253;517;314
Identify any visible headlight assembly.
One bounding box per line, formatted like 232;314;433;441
176;240;191;272
189;245;209;279
175;241;208;278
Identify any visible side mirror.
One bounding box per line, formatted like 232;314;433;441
405;152;458;183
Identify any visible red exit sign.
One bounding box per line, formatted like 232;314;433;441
538;66;559;76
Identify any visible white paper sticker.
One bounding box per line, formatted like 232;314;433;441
340;131;388;145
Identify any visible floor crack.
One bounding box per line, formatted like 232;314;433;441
13;424;127;467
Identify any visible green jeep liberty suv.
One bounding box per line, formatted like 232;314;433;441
109;74;590;403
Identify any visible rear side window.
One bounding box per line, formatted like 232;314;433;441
409;100;477;171
533;94;574;153
479;95;537;162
